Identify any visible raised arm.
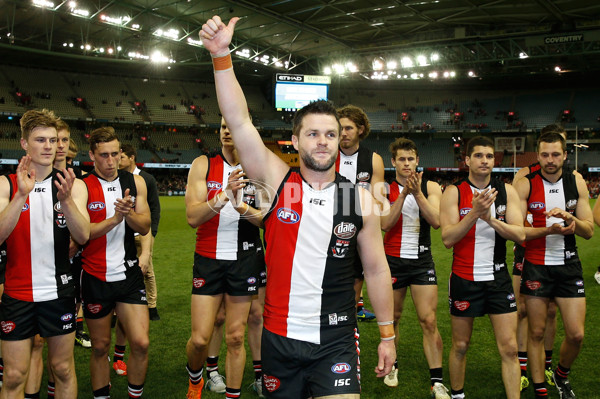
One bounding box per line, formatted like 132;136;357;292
356;187;395;378
200;16;288;189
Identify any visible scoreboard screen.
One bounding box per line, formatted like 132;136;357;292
274;74;330;111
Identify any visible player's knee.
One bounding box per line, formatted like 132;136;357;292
565;329;584;347
393;307;403;322
546;306;557;320
452;338;470;356
248;309;263;327
49;359;74;382
129;335;150;356
498;339;518;360
225;331;245;349
189;334;210;352
528;326;545;342
214;313;226;327
516;306;527;320
91;336;111;357
2;365;28;389
419;313;437;334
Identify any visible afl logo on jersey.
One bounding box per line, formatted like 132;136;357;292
247;277;257;284
334;222;357;239
331;363;351;374
207;181;222;190
459;208;471;217
21;203;29;212
276;208;299;224
88;201;105;211
529;202;545;211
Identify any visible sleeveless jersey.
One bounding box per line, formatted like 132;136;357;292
383;179;432;262
81;170;138;282
525;170;579;265
262;171;363;344
452;178;509;281
335;146;374;190
5;170;73;301
194;153;260;260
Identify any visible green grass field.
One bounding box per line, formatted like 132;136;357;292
65;196;600;398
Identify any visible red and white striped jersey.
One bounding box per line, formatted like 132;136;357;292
81;170;138;282
262;171;362;344
452;179;508;281
384;179;432;262
194;153;260;260
4;171;73;302
525;170;579;265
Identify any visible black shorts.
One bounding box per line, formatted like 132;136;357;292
81;268;147;319
0;294;76;340
387;255;437;290
192;252;260;296
520;260;585;298
261;327;360;399
512;244;525;276
257;251;267;288
449;272;517;317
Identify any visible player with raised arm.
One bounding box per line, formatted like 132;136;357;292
199;15;395;399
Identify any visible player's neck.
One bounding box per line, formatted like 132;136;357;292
300;165;336;190
396;173;408;186
340;143;359;156
468;173;491;189
32;163;53;182
541;168;563;183
53;159;67;171
222;146;240;166
127;164;136;173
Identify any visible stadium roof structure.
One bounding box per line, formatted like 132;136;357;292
1;0;600;83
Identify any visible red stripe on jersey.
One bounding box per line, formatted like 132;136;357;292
6;179;33;301
195;156;224;258
83;174;108;280
526;174;548;264
263;173;304;338
335;152;341;172
452;181;476;280
383;181;403;257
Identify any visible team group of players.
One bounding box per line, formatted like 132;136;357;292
0;13;595;399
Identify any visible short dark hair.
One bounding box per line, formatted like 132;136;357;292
540;123;565;136
389;138;418;158
121;143;137;160
337;105;371;140
466;136;494;157
20;109;58;140
292;100;340;137
537;132;566;152
89;127;119;152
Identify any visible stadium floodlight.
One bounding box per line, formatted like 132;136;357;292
187;37;203;46
372;57;384;71
108;48;114;54
387;60;397;70
69;43;73;47
555;65;562;72
236;49;251;58
443;71;450;78
84;44;91;50
33;0;55;8
450;71;456;77
99;47;104;53
410;73;419;79
324;66;332;75
429;71;438;79
416;55;428;66
333;64;345;74
430;53;440;62
346;62;358;73
468;70;475;77
519;52;529;59
63;42;67;47
131;24;140;29
401;57;413;68
68;1;76;8
117;46;122;51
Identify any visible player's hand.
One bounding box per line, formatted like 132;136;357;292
16;155;35;197
55;168;76;202
200;16;240;55
548;221;576;236
472;188;497;220
225;168;247;207
68;239;80;259
374;340;396;378
545;207;574;224
405;171;423;196
114;188;135;217
138;253;150;275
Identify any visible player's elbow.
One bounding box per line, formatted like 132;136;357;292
441;234;454;249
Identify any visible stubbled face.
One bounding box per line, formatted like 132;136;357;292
293;113;339;172
339;117;362;151
538;141;566;176
90;139;121;180
392;149;418;179
466;145;494;178
21;126;57;167
55;129;70;165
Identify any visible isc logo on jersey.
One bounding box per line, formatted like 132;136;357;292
88;201;105;211
276;207;299;224
331;363;351;374
334;222;356;239
207;181;222;190
459;208;471;217
529;202;545;211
